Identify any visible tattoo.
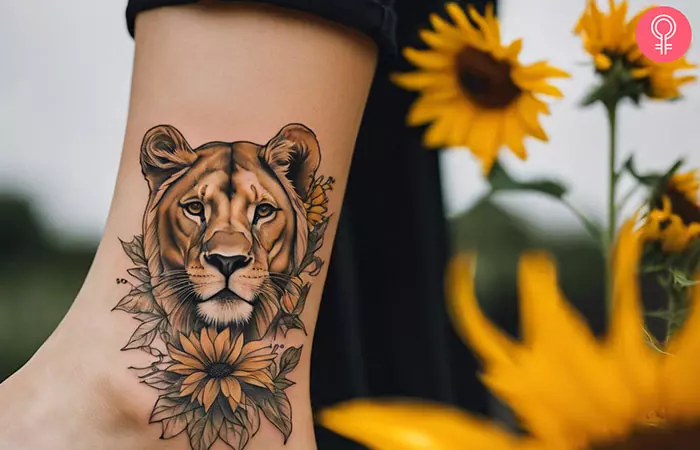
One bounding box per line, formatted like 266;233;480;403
113;123;333;450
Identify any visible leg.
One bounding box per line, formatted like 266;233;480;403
0;4;376;449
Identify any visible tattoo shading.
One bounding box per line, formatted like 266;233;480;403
113;123;333;450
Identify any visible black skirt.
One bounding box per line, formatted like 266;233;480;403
126;0;397;56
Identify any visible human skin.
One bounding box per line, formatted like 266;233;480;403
0;4;377;449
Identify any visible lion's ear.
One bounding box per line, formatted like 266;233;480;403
140;125;196;191
260;123;321;198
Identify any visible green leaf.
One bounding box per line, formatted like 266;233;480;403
122;315;163;350
128;267;151;283
275;378;295;390
622;155;662;186
219;401;261;450
277;346;302;379
120;235;147;267
293;283;311;315
487;161;567;199
646;309;689;320
150;395;201;423
581;58;647;108
670;268;699;287
186;406;223;450
161;410;195;439
299;217;330;275
113;287;157;314
219;419;247;450
259;390;293;442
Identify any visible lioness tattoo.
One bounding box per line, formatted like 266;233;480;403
113;123;333;450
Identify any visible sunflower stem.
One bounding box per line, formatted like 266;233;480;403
605;101;619;318
666;291;676;345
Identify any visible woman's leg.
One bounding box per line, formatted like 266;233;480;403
0;4;377;449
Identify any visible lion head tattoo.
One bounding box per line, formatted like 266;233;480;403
139;123;320;340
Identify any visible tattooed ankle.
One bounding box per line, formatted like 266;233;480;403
113;123;332;450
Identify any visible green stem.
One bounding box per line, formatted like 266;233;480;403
605;102;619;317
561;196;604;250
666;291;676;345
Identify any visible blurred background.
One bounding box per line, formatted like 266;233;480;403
0;0;698;448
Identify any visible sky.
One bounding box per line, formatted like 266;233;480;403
0;0;699;242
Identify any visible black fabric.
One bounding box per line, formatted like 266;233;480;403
311;2;495;447
126;0;397;57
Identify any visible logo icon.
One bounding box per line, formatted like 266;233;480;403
636;6;692;63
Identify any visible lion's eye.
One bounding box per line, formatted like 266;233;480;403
183;201;205;217
255;203;276;220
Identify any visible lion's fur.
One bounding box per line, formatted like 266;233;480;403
139;124;319;341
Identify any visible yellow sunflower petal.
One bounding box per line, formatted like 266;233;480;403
631;67;651;79
467;5;498;49
515;94;549;142
514;61;571;81
504;39;523;61
467;111;505;174
199;328;216;362
167;347;205;371
663;276;700;420
177;335;206;366
319;400;523;450
424;112;456;148
213;327;231;361
239;340;272;359
206;327;217;344
234;372;275;391
445;3;472;32
223;377;242;403
446;101;477;147
483;3;502;47
391;71;455;91
503;107;528;160
403;48;453;71
594;53;613;71
182;371;208;386
236;356;277;373
511;252;639;442
609;220;661;408
406;95;453;126
517;80;564;98
418;29;463;51
428;13;462;39
180;379;204;397
202;378;220;412
227;333;245;365
167;363;199;376
445;254;517;366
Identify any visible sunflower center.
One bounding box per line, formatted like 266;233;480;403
207;362;234;379
665;187;700;226
590;421;700;449
455;47;521;109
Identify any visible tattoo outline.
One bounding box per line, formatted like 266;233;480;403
113;123;333;450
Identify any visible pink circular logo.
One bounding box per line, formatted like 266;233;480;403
636;6;692;63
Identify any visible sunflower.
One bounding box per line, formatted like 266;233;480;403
575;0;696;102
304;176;334;231
319;220;700;449
392;2;569;174
643;171;700;253
167;328;276;413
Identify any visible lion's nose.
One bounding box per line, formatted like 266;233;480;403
204;254;251;277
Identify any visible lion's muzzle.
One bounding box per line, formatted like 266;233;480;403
204;253;252;278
